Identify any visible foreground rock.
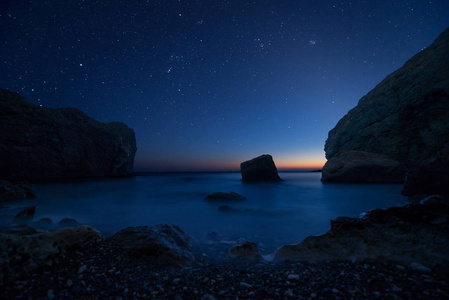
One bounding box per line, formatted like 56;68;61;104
0;180;35;201
273;196;449;267
402;144;449;198
0;225;101;285
324;27;449;172
0;89;137;181
321;151;406;183
240;154;282;182
226;241;263;262
108;224;194;267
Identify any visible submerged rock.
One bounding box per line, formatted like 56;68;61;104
0;89;137;181
58;218;81;228
272;196;449;267
108;224;194;267
240;154;282;182
0;180;36;201
321;151;406;183
324;27;449;171
205;192;246;201
226;241;263;262
0;225;101;285
13;206;36;222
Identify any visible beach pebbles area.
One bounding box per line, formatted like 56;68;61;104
1;240;449;299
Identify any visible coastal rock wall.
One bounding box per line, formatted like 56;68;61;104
324;27;449;169
0;89;137;181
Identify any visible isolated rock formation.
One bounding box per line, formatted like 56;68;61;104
0;89;137;181
402;144;449;197
108;224;194;267
272;196;449;267
0;225;101;285
240;154;282;182
324;27;449;169
321;151;406;183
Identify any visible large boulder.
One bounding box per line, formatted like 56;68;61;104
0;89;137;181
272;196;449;267
324;27;449;170
226;241;263;262
240;154;282;182
108;224;194;267
321;151;406;183
0;225;101;285
402;144;449;197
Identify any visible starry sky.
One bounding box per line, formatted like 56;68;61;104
1;1;448;171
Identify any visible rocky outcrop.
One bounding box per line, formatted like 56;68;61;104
402;144;449;198
108;224;194;267
0;181;36;201
240;154;282;182
272;196;449;267
324;28;449;170
0;225;101;285
226;241;263;262
0;89;137;181
321;151;406;183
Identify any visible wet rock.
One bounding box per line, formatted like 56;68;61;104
58;218;81;228
272;196;449;267
321;151;406;183
34;217;53;230
0;225;101;285
0;89;136;181
0;180;36;201
108;224;194;267
226;241;263;262
13;206;36;222
205;192;246;201
324;28;449;169
240;154;282;182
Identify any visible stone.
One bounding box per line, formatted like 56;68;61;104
0;181;36;201
108;224;194;267
204;192;246;201
226;241;263;262
13;206;36;222
58;218;81;228
0;225;101;285
402;144;449;197
324;27;449;170
321;151;406;183
272;196;449;267
0;89;137;181
240;154;282;182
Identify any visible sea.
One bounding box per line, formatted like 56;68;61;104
8;171;407;253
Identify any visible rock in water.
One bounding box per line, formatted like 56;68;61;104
0;89;137;181
321;151;406;183
108;224;194;267
0;225;101;285
0;181;36;201
272;196;449;267
240;154;281;182
13;206;36;222
324;27;449;170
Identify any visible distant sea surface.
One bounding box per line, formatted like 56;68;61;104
18;172;405;252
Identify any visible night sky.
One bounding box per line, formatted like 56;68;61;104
1;1;448;171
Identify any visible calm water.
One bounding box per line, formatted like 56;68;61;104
8;172;406;252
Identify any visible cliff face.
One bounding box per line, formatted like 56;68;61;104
0;89;137;181
324;27;449;168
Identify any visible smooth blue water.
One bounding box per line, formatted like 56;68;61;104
8;172;407;252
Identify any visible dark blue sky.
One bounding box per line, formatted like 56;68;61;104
1;1;448;171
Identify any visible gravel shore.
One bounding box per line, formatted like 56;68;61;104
1;239;449;299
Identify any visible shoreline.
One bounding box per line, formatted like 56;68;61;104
2;237;449;299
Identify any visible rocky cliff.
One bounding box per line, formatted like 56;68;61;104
324;27;449;168
0;89;137;181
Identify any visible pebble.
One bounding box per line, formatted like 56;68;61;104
287;274;300;280
239;282;253;288
410;262;432;273
47;289;55;299
78;265;87;274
